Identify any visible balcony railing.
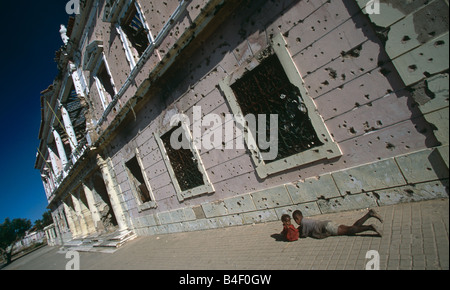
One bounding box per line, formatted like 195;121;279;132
48;137;90;203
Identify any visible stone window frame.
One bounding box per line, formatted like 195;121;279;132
122;148;157;212
83;40;103;72
154;120;215;202
103;0;125;23
93;53;118;111
219;33;342;179
115;0;155;69
82;40;118;111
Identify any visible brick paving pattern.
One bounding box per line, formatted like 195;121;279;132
2;198;448;270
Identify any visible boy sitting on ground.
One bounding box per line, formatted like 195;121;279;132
280;214;299;242
292;209;383;239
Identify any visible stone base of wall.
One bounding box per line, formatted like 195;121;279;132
132;146;449;236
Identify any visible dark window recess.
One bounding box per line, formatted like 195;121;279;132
97;61;115;101
57;84;87;159
231;54;323;163
64;84;87;143
122;2;150;57
126;156;151;204
161;123;205;192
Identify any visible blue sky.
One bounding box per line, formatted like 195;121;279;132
0;1;72;223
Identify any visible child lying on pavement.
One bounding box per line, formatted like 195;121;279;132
292;209;383;239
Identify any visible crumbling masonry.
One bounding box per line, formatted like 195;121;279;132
35;0;448;246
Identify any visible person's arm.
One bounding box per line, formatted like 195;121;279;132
286;225;299;241
281;226;287;236
297;225;304;238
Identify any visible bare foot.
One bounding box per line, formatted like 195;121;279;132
371;224;383;237
369;209;383;223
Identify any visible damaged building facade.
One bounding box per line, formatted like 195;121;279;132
35;0;449;245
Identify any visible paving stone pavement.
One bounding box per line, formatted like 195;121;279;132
2;198;448;270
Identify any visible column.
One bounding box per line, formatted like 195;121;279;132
54;208;65;233
52;128;69;171
82;183;102;232
54;211;66;245
48;172;55;193
60;105;79;153
41;178;51;199
71;193;89;237
70;62;86;97
96;154;128;233
44;228;51;246
47;146;60;178
62;200;80;239
78;189;96;234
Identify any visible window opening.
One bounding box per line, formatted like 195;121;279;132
121;1;150;58
161;123;205;192
97;60;116;104
63;84;87;144
231;54;323;163
125;156;151;204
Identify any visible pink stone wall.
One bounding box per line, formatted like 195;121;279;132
87;0;438;220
